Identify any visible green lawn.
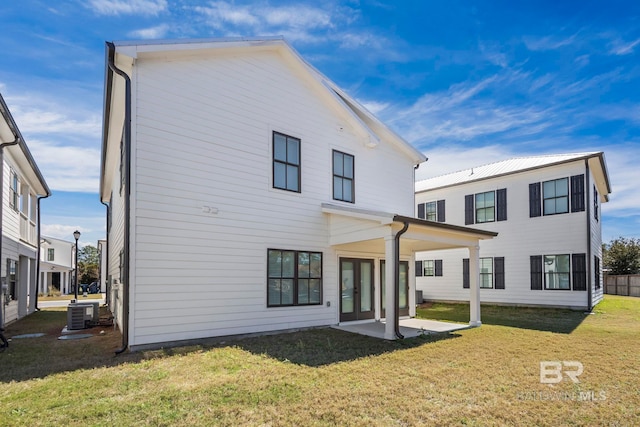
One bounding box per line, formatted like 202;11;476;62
1;296;638;426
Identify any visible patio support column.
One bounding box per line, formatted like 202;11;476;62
41;271;48;294
384;234;396;340
469;245;481;327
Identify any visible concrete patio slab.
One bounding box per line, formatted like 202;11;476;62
333;318;470;339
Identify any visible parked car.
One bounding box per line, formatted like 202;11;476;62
88;282;100;294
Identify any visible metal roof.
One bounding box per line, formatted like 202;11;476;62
416;152;607;193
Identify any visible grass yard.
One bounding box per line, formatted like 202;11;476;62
0;296;638;426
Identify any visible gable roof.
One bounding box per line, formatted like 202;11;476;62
101;37;425;200
416;152;612;201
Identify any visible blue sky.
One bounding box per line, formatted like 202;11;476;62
1;0;639;247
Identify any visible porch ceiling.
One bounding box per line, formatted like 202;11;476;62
322;203;497;253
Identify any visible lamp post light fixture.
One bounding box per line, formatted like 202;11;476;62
73;230;81;301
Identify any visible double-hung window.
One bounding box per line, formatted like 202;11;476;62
543;178;569;215
7;259;17;301
594;186;599;221
9;171;19;212
332;150;354;203
479;258;494;288
544;255;570;289
273;132;301;192
465;189;506;225
417;200;445;222
268;249;322;307
47;248;55;261
475;191;495;223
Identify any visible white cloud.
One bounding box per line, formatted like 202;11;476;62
192;1;369;46
128;24;170;39
359;100;389;115
87;0;167;16
523;34;577;51
41;224;89;240
27;139;100;192
609;38;640;55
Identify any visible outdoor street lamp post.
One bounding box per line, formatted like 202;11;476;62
73;230;80;301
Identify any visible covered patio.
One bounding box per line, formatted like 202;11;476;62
322;203;497;339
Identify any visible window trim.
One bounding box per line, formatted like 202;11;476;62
543;254;571;290
267;248;323;307
479;257;494;289
272;131;301;193
332;149;355;203
543;177;570;216
424;259;435;276
475;191;496;224
9;170;19;212
418;200;445;222
593;185;599;222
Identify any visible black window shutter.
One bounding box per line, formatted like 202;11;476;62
435;260;443;277
417;203;425;219
529;183;541;218
415;260;423;277
437;199;446;223
494;257;505;289
594;256;601;290
496;188;507;221
463;258;470;288
465;195;474;225
571;174;585;213
572;253;587;291
530;255;543;290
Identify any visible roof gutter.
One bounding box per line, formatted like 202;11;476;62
101;200;110;307
393;221;409;339
106;42;132;355
585;160;593;312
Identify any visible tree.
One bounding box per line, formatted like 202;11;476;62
78;245;99;284
603;237;640;275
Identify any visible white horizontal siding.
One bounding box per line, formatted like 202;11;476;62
416;161;594;309
126;48;415;346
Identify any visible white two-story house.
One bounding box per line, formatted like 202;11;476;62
100;37;496;351
39;236;75;296
415;153;611;310
0;93;51;326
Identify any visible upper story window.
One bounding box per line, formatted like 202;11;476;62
543;178;569;215
465;189;506;225
332;150;354;203
417;200;445;222
475;192;495;223
47;248;55;261
594;186;599;221
273;132;301;193
9;171;19;212
530;174;584;218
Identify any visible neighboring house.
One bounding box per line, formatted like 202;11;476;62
39;236;74;296
0;93;51;326
100;37;496;351
415;152;611;310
